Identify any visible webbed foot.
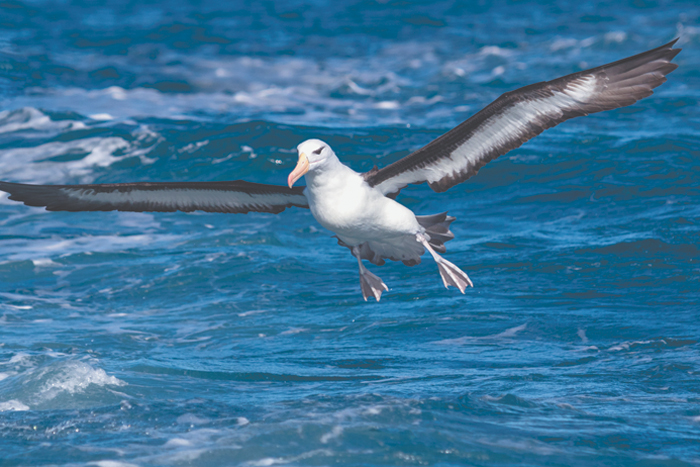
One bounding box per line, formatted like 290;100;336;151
416;233;473;293
434;255;473;293
359;267;389;301
352;245;389;301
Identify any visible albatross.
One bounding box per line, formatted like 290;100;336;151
0;40;681;301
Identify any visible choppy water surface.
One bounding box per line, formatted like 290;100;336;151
1;1;699;465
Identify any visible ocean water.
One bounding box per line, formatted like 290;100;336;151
1;0;699;465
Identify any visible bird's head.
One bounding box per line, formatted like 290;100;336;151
288;139;334;188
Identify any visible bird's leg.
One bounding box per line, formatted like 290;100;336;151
416;233;473;293
352;246;388;301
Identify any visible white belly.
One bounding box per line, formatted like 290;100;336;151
304;169;422;247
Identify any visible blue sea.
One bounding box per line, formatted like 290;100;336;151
1;1;699;465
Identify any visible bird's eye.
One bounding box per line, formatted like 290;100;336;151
312;146;325;155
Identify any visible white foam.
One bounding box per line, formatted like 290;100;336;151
5;233;181;262
480;45;514;57
248;458;284;467
604;31;627;43
89;113;115;121
494;323;528;338
179;140;209;154
0;136;129;184
237;310;266;317
0;113;163;185
320;426;343;444
31;258;58;268
36;361;126;402
8;352;32;365
0;108;86;135
247;449;333;467
374;101;399;109
157;429;223;463
104;86;128;100
0;45;440;127
608;340;653;352
550;37;580;52
0;400;30;412
577;328;588;343
89;461;140;467
280;328;308;335
165;438;192;447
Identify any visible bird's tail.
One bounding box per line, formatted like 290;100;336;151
416;212;455;254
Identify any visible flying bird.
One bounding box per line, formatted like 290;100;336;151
0;40;681;300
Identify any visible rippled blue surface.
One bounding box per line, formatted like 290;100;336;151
1;1;699;465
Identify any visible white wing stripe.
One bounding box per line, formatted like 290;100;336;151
375;76;599;191
430;81;595;184
564;75;597;102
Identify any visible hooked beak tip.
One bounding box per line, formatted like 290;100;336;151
288;153;309;188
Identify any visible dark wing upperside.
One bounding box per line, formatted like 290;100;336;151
0;180;309;214
365;39;681;195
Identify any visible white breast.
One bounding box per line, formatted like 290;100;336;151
304;165;421;246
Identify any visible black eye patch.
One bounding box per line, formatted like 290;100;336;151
312;146;325;155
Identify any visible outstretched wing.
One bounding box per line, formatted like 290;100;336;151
0;180;308;214
365;39;681;194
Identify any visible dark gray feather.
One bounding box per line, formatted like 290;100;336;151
0;180;309;214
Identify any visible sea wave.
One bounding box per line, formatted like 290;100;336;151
0;356;126;410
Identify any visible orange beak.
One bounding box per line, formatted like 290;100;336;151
287;152;309;188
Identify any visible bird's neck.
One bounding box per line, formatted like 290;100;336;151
304;155;354;191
